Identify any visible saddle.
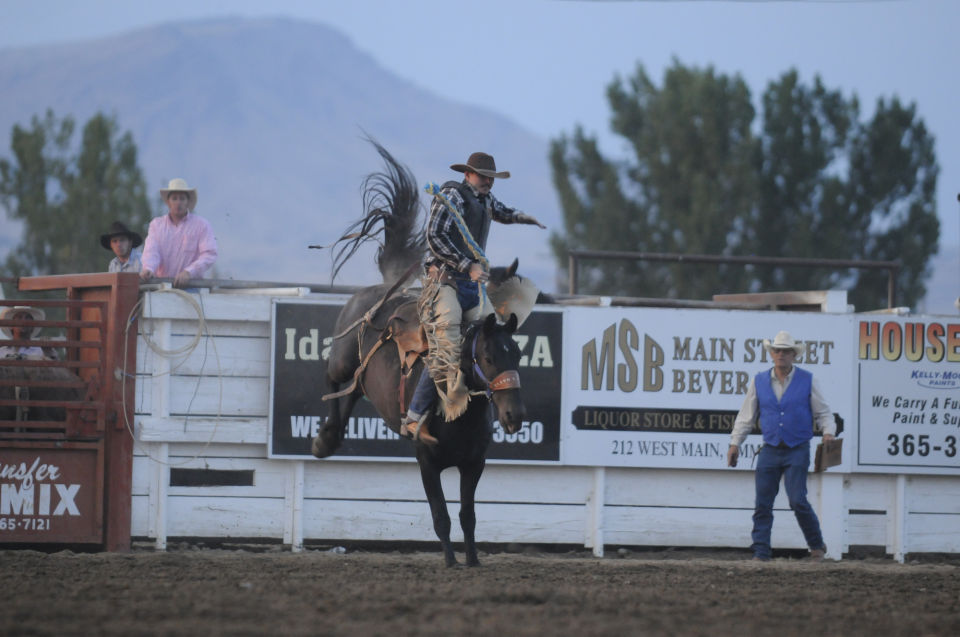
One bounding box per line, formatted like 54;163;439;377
385;300;429;380
321;265;540;419
321;296;428;414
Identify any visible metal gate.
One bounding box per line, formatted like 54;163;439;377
1;272;139;550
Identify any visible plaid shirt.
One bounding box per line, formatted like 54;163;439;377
108;249;142;273
425;181;518;273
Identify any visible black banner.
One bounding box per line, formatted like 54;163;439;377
269;300;562;461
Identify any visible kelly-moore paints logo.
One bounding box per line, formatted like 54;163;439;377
911;370;960;390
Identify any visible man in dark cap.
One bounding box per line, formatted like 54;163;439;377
402;152;545;442
100;221;143;273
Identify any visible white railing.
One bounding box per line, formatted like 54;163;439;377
131;286;960;560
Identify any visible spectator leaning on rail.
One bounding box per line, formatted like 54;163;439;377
100;221;143;273
726;330;835;562
140;178;218;288
401;151;545;444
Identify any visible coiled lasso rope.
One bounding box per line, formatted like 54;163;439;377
120;286;223;467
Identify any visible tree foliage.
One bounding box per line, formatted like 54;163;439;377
0;110;152;290
550;61;939;309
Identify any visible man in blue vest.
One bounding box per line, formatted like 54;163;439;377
401;152;545;443
726;330;836;561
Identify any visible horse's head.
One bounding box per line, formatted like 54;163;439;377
463;313;526;434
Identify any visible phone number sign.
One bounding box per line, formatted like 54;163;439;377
856;318;960;473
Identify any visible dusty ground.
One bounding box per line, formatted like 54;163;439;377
3;544;959;637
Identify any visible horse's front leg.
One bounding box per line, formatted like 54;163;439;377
459;459;485;567
417;458;456;567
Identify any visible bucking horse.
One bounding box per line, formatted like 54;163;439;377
310;141;536;567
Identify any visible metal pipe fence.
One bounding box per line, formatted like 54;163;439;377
567;250;901;309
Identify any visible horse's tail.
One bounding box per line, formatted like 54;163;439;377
331;139;425;284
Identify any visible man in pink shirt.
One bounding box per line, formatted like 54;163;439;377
140;178;218;288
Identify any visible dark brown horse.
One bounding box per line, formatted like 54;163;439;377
310;142;526;567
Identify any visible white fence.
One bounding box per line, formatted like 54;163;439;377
131;287;960;560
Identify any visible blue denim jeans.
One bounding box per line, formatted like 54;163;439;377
407;368;437;420
751;442;824;559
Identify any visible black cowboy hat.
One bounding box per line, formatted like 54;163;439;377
450;152;511;179
100;221;143;250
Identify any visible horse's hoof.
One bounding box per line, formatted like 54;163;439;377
310;436;333;459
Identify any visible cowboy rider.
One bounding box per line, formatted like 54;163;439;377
401;152;545;442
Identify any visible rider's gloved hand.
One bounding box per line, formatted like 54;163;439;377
514;212;546;229
469;262;488;282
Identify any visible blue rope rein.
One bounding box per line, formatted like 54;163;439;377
424;182;490;309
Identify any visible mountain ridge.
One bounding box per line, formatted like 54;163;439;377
1;16;954;311
0;16;561;288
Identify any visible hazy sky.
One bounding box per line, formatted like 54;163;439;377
2;0;958;275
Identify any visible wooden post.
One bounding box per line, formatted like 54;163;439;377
586;467;605;557
892;474;908;563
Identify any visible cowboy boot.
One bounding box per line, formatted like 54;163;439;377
402;411;438;445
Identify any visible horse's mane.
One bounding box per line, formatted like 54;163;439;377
331;139;425;284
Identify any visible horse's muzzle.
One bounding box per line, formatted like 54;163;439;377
493;391;526;435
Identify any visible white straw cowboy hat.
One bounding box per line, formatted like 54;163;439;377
763;330;803;356
1;306;45;339
450;152;511;179
159;178;198;209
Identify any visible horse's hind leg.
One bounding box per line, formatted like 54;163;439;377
417;459;457;567
459;460;485;567
311;377;360;458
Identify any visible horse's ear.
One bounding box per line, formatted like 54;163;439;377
483;313;498;333
505;312;518;334
507;258;518;278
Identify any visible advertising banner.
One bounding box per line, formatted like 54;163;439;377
561;307;855;470
855;318;960;474
0;443;102;544
269;299;563;462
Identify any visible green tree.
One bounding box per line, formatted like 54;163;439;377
0;110;152;290
752;71;855;292
842;97;939;309
551;62;940;309
752;72;939;308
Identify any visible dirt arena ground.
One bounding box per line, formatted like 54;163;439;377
3;544;959;636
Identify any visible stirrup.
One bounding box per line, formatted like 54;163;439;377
400;415;416;439
402;413;438;445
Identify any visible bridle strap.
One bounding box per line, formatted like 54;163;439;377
488;370;521;392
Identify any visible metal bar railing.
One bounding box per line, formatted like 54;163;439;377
567;250;901;309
